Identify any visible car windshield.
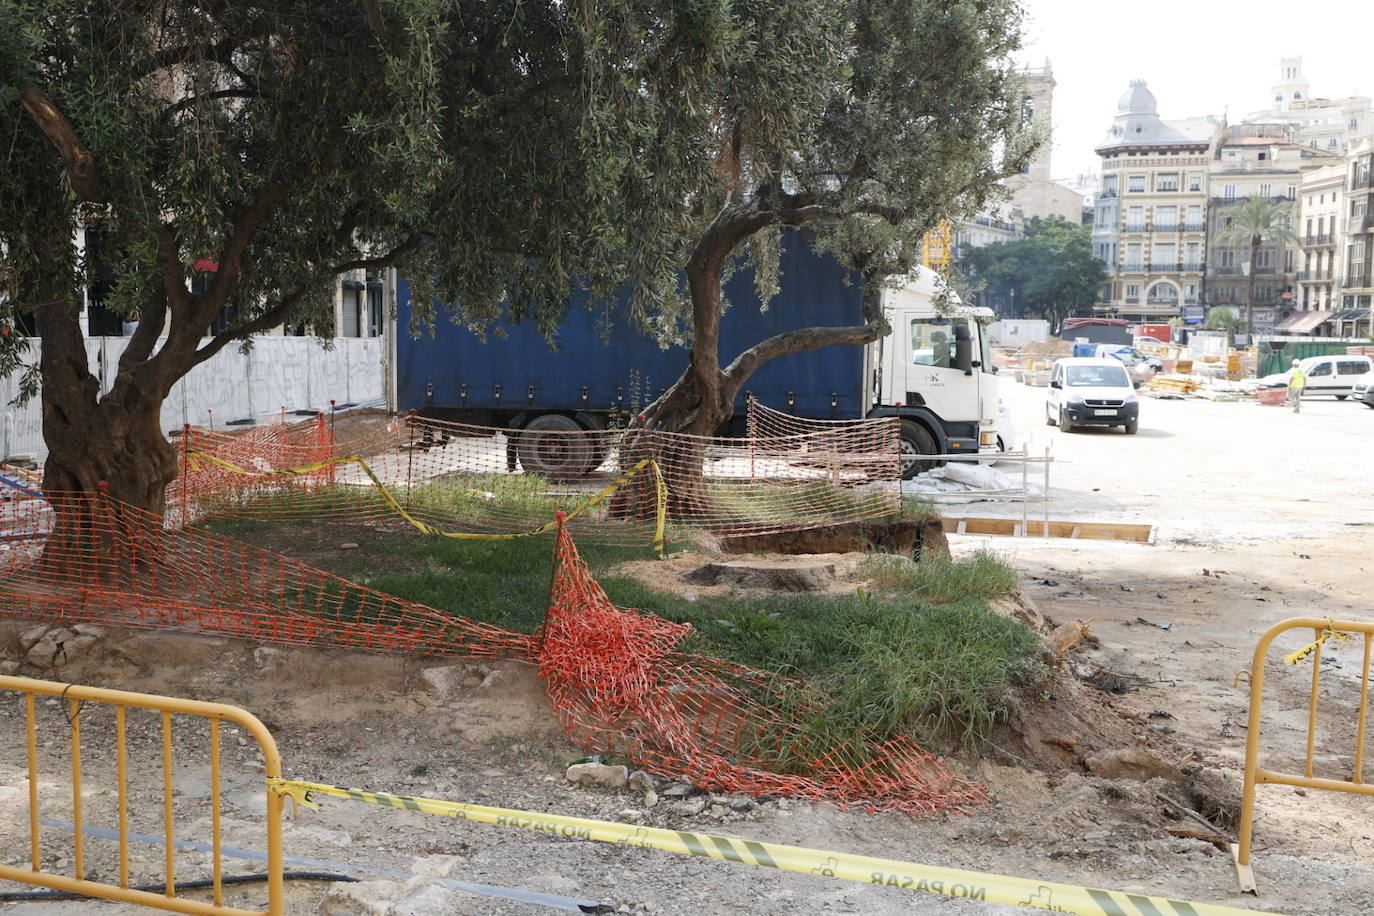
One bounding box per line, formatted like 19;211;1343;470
1066;365;1130;387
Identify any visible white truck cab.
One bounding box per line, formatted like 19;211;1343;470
867;269;999;478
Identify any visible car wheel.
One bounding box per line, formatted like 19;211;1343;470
898;420;938;480
1059;408;1074;433
516;413;595;480
1365;401;1374;410
1336;394;1348;400
1124;419;1138;434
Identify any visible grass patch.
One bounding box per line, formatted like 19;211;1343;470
203;501;1037;754
859;550;1019;605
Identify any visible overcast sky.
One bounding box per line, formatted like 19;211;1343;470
1016;0;1372;182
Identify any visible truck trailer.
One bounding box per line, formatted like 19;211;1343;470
393;235;1000;479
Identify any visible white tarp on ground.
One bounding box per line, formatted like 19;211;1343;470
0;336;385;464
901;462;1043;503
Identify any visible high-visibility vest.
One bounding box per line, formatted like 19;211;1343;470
1290;368;1306;390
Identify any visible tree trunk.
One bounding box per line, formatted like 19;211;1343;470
610;212;890;525
1245;236;1259;344
36;301;179;580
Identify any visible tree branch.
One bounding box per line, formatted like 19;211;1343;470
724;322;888;390
329;233;423;274
207;183;290;309
190;285;312;368
160;89;263;121
17;84;101;201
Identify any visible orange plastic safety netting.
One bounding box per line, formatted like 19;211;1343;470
0;489;979;815
538;520;984;814
0;490;526;658
171;407;901;547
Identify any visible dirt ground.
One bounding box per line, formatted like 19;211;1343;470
2;381;1372;915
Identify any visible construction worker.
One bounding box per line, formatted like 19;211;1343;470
1287;358;1306;413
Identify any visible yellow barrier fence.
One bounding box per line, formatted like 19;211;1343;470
0;675;285;916
269;777;1287;916
1233;617;1373;893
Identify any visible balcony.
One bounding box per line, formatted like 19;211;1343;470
1212;266;1243;275
1153;222;1179;232
1182;262;1205;272
1150;262;1181;272
1303;234;1334;247
1296;270;1333;282
1185;222;1206;232
1124;224;1147;233
1147;296;1180;306
1123;297;1140;304
1347;273;1373;288
1098;189;1119;199
1253;266;1277;274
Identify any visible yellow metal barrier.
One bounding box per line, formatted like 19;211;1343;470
1233;617;1374;893
0;675;285;915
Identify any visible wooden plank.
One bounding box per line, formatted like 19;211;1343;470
941;516;1153;543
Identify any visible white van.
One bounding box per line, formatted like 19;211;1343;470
1257;355;1373;399
1046;358;1141;434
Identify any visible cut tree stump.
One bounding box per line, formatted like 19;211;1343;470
681;561;837;592
718;519;948;559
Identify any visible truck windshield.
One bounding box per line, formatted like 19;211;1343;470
911;319;966;368
1066;365;1130;387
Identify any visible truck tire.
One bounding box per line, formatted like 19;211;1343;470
898;420;938;480
516;414;595;480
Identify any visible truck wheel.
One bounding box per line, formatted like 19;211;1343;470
898;420;938;480
1336;394;1348;400
516;414;594;480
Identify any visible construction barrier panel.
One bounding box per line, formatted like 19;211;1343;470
1233;617;1374;893
268;777;1289;916
0;674;285;916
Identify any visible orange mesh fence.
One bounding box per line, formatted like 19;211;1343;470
172;409;901;547
0;488;980;816
0;491;526;658
539;519;984;815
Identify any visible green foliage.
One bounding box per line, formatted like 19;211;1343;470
859;550;1020;605
959;216;1105;331
1203;307;1242;331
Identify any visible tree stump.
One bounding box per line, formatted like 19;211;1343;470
681;560;837;592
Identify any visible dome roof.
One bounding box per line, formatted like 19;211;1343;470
1117;80;1158;116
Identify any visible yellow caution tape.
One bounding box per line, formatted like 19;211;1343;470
267;778;1287;916
186;450;667;556
1283;621;1351;666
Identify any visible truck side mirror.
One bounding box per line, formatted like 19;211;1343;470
954;323;973;375
1050;379;1062;389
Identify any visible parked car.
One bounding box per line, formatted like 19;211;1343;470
1353;369;1374;409
1257;355;1373;399
1045;357;1141;434
1095;344;1163;373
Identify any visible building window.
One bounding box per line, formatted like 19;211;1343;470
1128;176;1146;193
1255;249;1273;268
1188;175;1202;192
1125;283;1140;300
1223;184;1237;199
340;282;363;337
1285;249;1294;272
1126;243;1142;268
1259;183;1272;197
1220;249;1235;267
1287;184;1296;199
1127;206;1144;231
1155;206;1177;229
1156;174;1179;192
1185;242;1200;267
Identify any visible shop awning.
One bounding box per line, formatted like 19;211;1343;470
1334;308;1370;323
1272;310;1335;333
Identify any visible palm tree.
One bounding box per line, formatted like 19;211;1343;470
1216;196;1298;343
